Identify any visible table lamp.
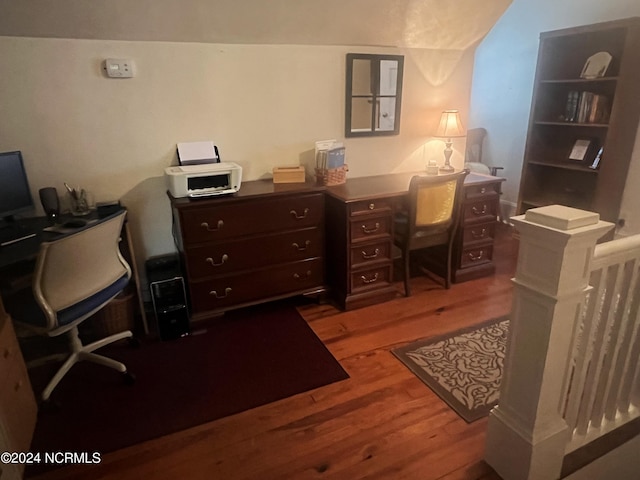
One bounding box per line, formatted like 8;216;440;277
435;110;465;173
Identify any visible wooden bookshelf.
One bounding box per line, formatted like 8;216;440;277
517;18;640;224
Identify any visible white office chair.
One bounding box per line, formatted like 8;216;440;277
17;210;135;403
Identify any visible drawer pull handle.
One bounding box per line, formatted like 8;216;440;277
480;187;486;194
294;270;312;279
468;250;485;261
209;287;232;299
361;272;379;284
362;222;380;234
201;220;224;232
290;208;309;220
361;248;380;259
472;205;488;215
292;240;311;251
205;254;229;267
471;228;487;239
368;203;375;210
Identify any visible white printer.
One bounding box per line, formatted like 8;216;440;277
165;162;242;198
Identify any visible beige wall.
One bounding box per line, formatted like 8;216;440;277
0;36;475;275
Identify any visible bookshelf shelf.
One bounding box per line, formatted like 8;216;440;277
527;160;600;173
517;18;640;223
534;121;609;128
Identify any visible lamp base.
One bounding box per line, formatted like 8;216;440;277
439;164;455;173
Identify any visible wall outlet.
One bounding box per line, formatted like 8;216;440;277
103;58;134;78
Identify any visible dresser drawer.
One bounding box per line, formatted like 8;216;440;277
459;245;494;268
349;240;392;269
461;223;496;245
463;198;498;224
180;193;324;244
185;227;323;279
349;198;394;217
350;264;393;293
189;258;324;313
350;215;392;243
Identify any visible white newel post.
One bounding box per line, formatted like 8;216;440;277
484;205;614;480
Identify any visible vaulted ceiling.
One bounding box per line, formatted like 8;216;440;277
0;0;511;50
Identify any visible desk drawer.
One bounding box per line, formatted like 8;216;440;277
463;198;498;224
459;245;494;268
350;215;392;243
180;193;324;244
350;265;392;293
465;184;500;199
185;228;323;279
461;223;496;245
349;198;393;217
190;258;323;313
349;240;392;269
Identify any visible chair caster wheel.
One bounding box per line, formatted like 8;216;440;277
39;398;61;414
122;371;136;386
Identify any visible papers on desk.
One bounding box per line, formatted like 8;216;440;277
315;139;346;171
177;141;220;165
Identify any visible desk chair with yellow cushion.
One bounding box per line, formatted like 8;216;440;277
393;170;469;296
16;210;135;403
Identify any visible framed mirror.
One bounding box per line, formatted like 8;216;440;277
345;53;404;137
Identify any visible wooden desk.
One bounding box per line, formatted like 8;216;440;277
324;172;505;310
0;209;148;334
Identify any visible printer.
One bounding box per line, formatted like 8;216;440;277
166;141;242;198
165;162;242;198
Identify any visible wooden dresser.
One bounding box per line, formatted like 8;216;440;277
0;297;37;480
453;174;505;282
169;180;327;320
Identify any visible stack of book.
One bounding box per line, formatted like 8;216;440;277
564;91;610;124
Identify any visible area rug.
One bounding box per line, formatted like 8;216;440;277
26;300;348;476
392;316;508;423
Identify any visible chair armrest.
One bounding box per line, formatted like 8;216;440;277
489;166;504;176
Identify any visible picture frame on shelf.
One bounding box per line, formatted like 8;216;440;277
568;138;599;164
580;51;612;79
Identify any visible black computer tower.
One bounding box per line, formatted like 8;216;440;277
146;254;190;340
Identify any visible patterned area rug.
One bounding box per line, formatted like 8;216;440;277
392;317;509;422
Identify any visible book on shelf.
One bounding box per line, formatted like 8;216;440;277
563;91;609;124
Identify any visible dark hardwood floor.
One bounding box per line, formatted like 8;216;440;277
32;223;518;480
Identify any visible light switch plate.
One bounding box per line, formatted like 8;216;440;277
104;58;134;78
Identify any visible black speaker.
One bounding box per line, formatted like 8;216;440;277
39;187;60;223
146;254;190;341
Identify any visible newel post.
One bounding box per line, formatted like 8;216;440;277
484;205;613;480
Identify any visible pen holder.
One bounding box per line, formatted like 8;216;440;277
68;189;91;216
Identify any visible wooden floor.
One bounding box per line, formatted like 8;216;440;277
32;224;518;480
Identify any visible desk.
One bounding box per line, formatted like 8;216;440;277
0;209;148;334
324;171;505;310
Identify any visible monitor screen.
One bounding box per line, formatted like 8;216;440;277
0;151;35;221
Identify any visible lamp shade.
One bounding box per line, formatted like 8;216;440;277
435;110;465;138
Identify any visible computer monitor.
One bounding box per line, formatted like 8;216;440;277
0;151;35;223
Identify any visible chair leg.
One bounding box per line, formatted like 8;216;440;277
80;351;127;373
39;326;132;402
403;248;411;297
41;352;81;401
445;244;453;289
